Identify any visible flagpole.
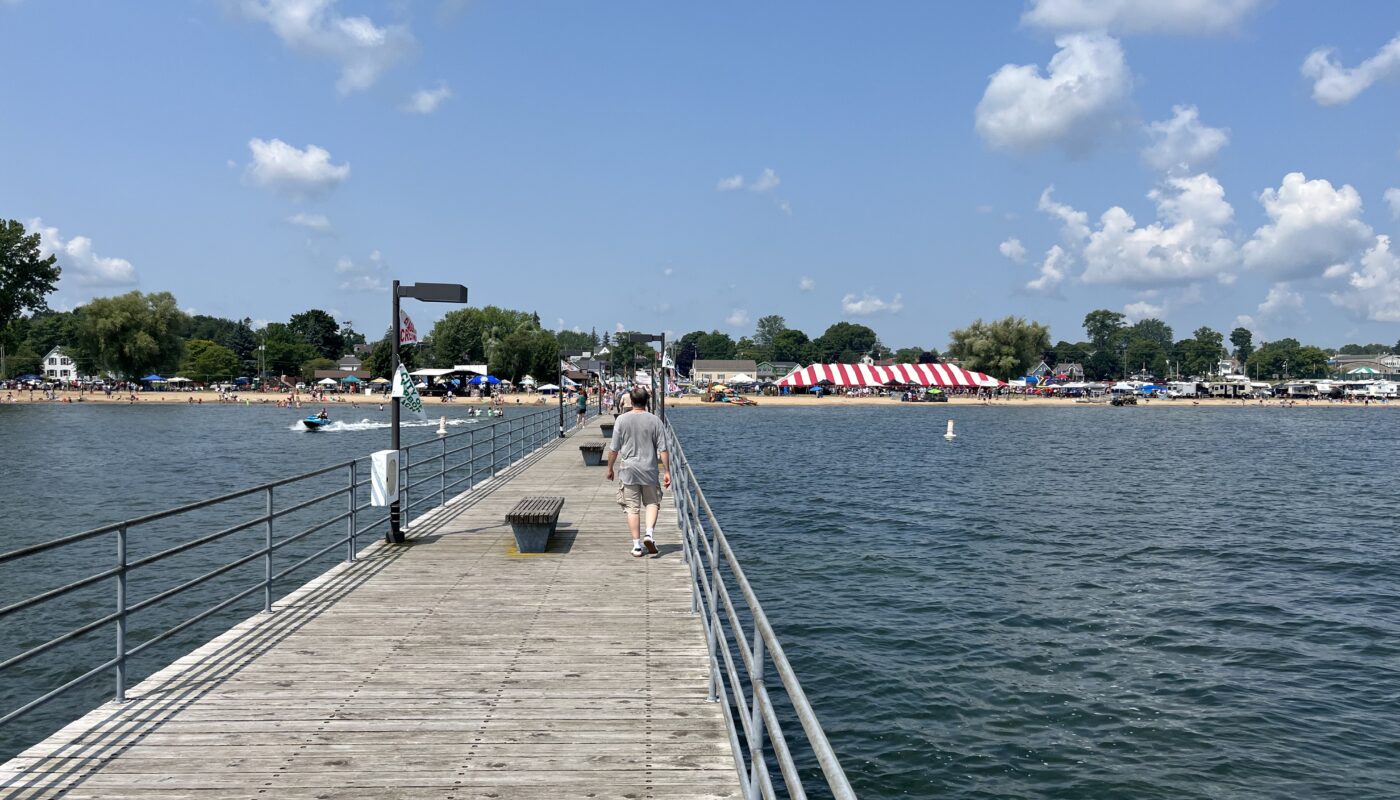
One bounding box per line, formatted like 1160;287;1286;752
389;280;404;543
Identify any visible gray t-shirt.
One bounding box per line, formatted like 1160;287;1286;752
610;410;666;487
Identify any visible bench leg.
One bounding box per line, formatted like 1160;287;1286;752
510;522;553;553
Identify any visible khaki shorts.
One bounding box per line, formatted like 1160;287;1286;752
616;484;662;514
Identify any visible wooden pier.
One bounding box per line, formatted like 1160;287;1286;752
1;419;739;799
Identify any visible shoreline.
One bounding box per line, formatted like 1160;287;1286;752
2;389;1394;409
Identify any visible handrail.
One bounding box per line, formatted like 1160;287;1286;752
665;420;855;800
0;402;590;743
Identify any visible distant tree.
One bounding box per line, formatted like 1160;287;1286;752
1085;348;1118;380
555;329;594;353
1337;342;1391;355
186;314;259;367
72;291;189;379
753;315;786;353
1230;327;1254;362
813;322;877;363
261;323;320;376
430;306;536;366
589;327;599;349
769;328;811;363
1245;338;1328;379
946;316;1050;379
918;349;940;364
1174;326;1224;377
1127;318;1174;352
1083;309;1127;348
1050;340;1090;367
182;340;242;384
675;339;699;377
892;347;924;363
695;331;737;360
497;329;560;382
288;309;344;360
0;220;61;338
300;357;337;382
733;336;763;361
362;334;419;379
1125;337;1168;378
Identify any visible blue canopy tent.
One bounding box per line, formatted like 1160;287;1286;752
340;375;362;383
468;375;500;385
233;377;250;385
15;373;42;382
142;374;165;382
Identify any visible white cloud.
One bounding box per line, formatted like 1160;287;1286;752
1386;188;1400;219
662;266;674;277
1038;186;1091;242
716;174;744;191
1026;245;1069;295
1022;0;1262;35
975;33;1132;155
1143;105;1228;173
1302;33;1400;106
716;169;782;195
799;276;815;292
1330;235;1400;322
841;292;903;315
334;251;386;292
615;322;625;333
237;0;415;94
403;83;451;114
1323;263;1351;279
1122;300;1165;322
725;309;749;327
1242;172;1372;279
1234;283;1305;332
245;138;350;197
777;200;792;216
749;168;780;193
287;212;332;232
999;237;1028;263
27;219;139;296
1077;173;1239;286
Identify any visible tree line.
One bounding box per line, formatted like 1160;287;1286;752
3;218;1393;384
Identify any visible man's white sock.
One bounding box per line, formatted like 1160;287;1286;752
645;527;654;539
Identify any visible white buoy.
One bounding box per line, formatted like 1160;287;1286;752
437;416;448;436
944;419;957;441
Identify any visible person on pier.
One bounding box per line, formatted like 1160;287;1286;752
606;386;671;558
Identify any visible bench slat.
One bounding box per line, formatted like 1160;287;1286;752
506;495;565;525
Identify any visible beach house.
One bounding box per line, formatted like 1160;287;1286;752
337;355;362;371
42;346;78;382
756;361;799;380
692;360;758;385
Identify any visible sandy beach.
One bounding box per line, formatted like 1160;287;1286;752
3;388;1394;409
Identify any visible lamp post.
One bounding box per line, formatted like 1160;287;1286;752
390;280;468;543
558;352;566;438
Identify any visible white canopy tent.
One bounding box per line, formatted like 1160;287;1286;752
317;377;338;386
727;373;756;384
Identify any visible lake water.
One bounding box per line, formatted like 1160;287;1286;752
671;405;1400;799
2;402;1398;798
0;399;561;761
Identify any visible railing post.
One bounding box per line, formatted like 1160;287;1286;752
402;448;411;531
747;635;768;800
440;435;447;507
347;460;357;563
263;486;274;613
115;523;128;703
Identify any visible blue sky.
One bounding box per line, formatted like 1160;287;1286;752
3;1;1400;349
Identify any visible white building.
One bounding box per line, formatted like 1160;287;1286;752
43;346;78;382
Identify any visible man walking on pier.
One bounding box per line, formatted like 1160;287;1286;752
607;386;670;557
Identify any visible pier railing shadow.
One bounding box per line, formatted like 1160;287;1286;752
0;403;593;767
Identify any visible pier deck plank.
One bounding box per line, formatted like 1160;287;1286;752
1;419;739;800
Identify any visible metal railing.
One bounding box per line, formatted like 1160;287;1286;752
0;403;588;737
665;420;855;800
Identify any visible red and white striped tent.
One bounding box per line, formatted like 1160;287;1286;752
775;363;1004;388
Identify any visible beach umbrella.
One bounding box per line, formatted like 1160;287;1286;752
537;383;560;392
468;375;501;385
369;377;391;385
520;375;536;386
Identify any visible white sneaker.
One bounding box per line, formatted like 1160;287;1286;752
642;535;658;555
631;542;644;558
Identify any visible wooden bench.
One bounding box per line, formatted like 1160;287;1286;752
599;421;614;438
578;441;607;466
505;496;565;553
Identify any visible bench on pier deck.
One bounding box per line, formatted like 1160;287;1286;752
505;496;565;552
599;421;614;438
579;441;607;466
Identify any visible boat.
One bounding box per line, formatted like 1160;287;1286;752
301;416;330;430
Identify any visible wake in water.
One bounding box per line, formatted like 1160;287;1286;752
288;418;480;432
